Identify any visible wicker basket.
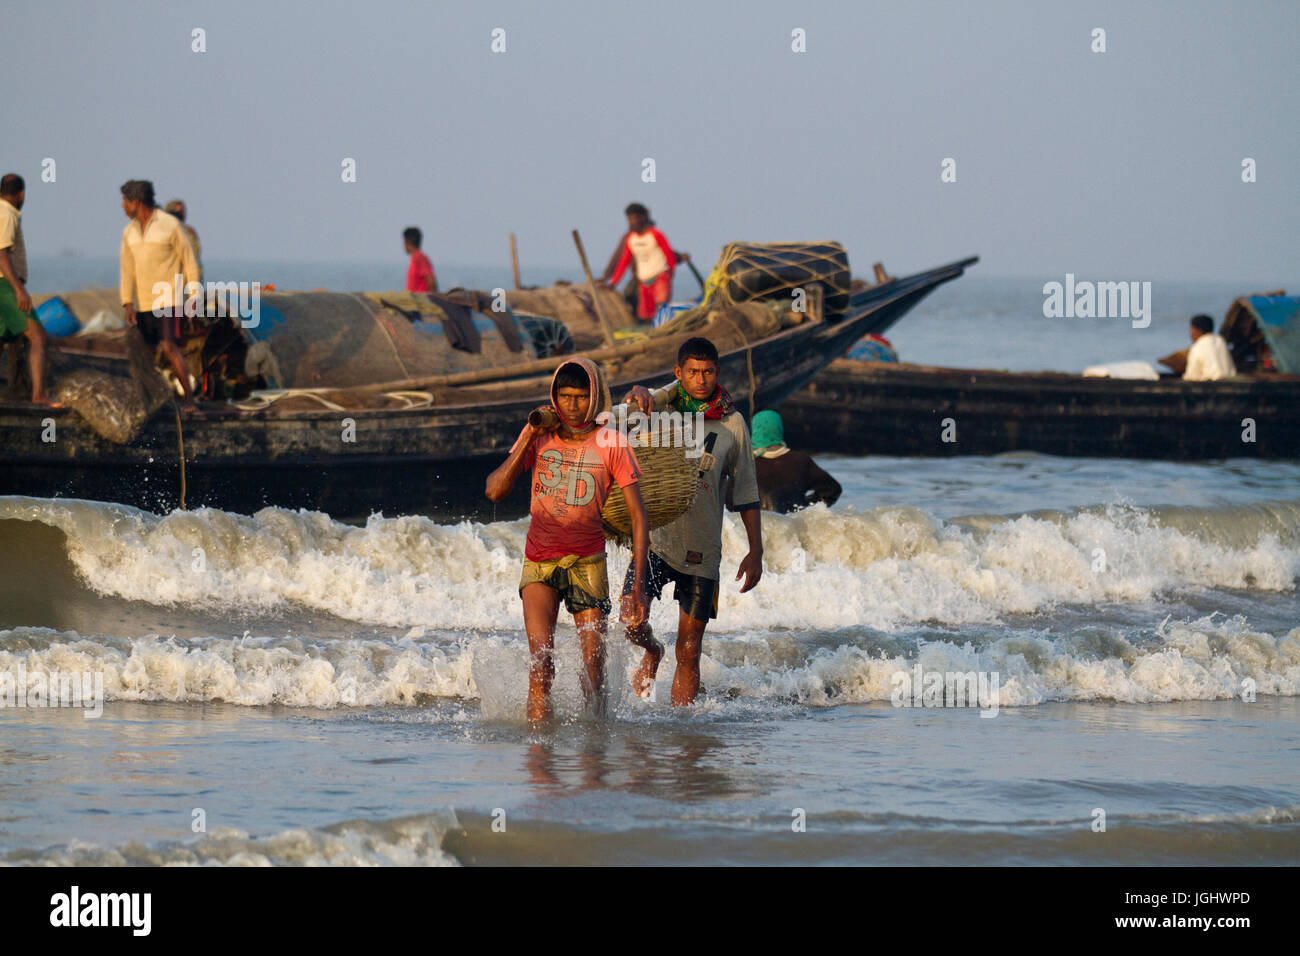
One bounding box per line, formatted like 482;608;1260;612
602;438;700;540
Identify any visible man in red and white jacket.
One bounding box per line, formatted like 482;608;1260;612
603;203;685;321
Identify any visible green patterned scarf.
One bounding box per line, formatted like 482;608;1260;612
671;381;735;420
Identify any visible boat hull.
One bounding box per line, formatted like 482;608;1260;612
0;259;978;519
780;360;1300;460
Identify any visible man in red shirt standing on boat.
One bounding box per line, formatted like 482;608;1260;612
403;227;437;293
602;203;685;322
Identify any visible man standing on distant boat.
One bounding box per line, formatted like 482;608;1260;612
0;174;52;404
119;179;200;400
486;357;649;725
164;199;202;280
621;337;763;704
602;203;685;322
1183;314;1236;382
403;227;437;293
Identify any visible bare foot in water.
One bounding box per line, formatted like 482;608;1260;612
631;640;663;699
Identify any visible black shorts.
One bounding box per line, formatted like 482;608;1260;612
136;309;179;347
622;550;718;623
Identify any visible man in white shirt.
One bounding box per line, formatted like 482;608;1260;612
1184;314;1236;382
0;173;52;404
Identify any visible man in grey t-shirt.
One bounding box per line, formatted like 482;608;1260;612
621;336;763;705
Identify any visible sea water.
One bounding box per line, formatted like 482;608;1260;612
1;453;1297;865
2;264;1297;864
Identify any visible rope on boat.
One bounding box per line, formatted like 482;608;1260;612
228;389;347;411
226;389;434;412
171;399;187;511
355;293;413;382
713;311;759;420
380;391;435;409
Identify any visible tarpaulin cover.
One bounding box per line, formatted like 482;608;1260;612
1246;295;1300;374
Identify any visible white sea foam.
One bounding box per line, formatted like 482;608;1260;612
2;615;1295;710
0;627;478;708
2;495;1295;633
696;615;1300;706
2;813;459;866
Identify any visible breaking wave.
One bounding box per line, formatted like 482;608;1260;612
2;495;1297;633
1;495;1296;712
2;614;1295;710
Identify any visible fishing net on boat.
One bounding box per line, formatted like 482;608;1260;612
601;438;700;541
701;241;851;320
50;328;173;443
506;284;635;351
647;300;792;341
246;291;524;389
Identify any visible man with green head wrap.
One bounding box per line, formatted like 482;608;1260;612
751;409;842;514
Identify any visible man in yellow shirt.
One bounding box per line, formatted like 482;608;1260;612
119;180;200;399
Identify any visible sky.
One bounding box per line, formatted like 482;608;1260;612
4;0;1297;283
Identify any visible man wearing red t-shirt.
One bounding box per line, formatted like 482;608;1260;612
603;203;684;321
402;226;437;293
485;357;649;725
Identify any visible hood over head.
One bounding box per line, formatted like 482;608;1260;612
549;356;612;430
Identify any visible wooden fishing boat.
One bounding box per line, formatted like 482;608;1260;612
780;359;1300;460
779;291;1300;460
0;254;979;519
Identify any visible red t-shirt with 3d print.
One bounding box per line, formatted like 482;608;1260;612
512;425;641;561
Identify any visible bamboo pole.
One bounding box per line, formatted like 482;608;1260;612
572;229;618;349
509;233;521;289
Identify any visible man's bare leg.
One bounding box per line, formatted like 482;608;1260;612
574;607;608;716
625;622;663;698
161;339;192;399
671;610;709;706
521;583;561;725
22;321;49;403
